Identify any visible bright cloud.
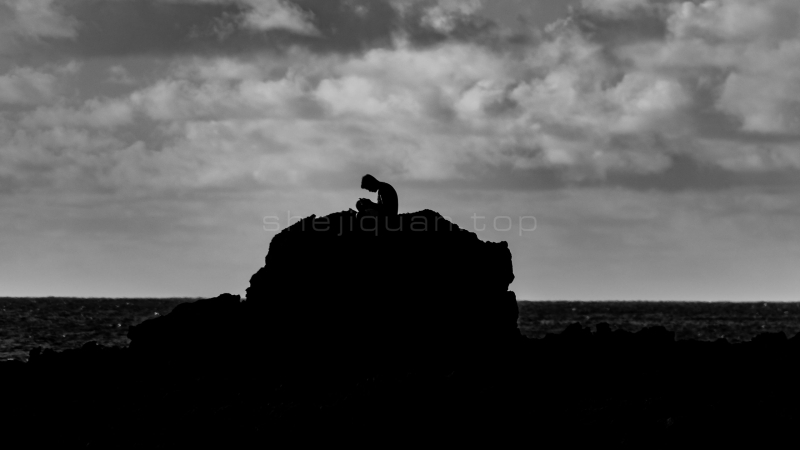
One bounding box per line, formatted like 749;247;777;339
240;0;320;35
420;0;483;33
620;0;800;137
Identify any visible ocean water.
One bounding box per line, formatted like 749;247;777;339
2;298;800;362
0;298;194;361
517;301;800;342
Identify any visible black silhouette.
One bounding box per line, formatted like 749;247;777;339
356;174;398;217
2;207;800;448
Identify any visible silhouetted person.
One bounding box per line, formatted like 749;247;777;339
357;174;398;217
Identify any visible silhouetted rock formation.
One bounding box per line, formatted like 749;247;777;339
246;209;518;369
127;293;244;361
124;209;519;374
3;208;800;448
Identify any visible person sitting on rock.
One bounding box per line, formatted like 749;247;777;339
357;174;398;217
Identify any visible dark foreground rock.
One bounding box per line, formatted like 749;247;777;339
2;210;800;448
127;209;520;374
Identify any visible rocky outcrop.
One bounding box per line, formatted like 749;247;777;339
126;293;244;361
245;209;519;367
123;209;519;372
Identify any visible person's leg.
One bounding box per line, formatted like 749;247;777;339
356;199;378;212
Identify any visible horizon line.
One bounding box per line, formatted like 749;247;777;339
1;296;798;303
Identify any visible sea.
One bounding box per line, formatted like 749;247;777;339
2;298;800;362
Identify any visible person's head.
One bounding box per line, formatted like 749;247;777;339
361;174;380;192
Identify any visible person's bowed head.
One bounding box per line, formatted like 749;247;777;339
361;175;380;193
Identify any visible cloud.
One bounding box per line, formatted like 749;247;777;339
240;0;319;34
0;122;126;193
4;0;800;198
667;0;798;44
618;0;800;136
0;66;58;104
2;0;509;58
8;36;687;191
21;98;136;129
107;65;136;85
717;68;800;135
581;0;651;17
11;0;373;56
712;37;800;135
0;0;78;39
418;0;483;33
693;139;800;172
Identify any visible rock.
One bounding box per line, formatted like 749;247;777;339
595;322;612;336
128;293;243;359
127;209;519;371
634;326;675;346
243;209;518;367
561;322;592;342
751;331;787;346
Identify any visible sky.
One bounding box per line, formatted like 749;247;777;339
1;0;799;301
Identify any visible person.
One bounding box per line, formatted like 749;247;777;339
357;174;398;216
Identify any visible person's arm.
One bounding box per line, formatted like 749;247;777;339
380;183;398;215
357;198;379;212
376;185;386;212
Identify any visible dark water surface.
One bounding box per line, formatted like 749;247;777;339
3;298;800;361
518;301;800;342
0;298;194;361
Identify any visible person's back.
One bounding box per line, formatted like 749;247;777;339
377;182;398;216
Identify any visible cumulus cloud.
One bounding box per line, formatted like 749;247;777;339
0;22;727;193
18;36;687;189
618;0;800;137
717;68;800;135
4;0;800;197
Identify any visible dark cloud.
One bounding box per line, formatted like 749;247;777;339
20;0;502;58
292;0;399;51
480;0;580;31
572;3;670;47
58;0;246;56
